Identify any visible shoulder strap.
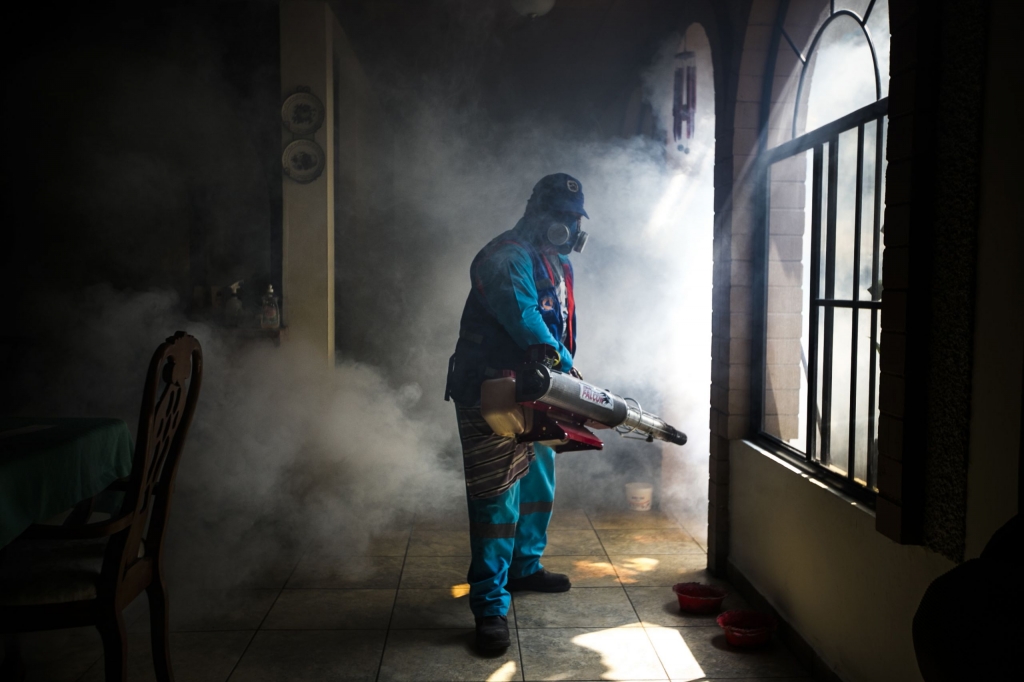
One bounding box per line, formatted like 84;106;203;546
563;260;576;354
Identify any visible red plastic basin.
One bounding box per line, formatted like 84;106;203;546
672;582;728;614
716;609;777;647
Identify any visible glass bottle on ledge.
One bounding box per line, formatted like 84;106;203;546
260;284;280;330
225;281;244;327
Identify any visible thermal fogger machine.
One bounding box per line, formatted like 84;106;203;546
479;362;687;453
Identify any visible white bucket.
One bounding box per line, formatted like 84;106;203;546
625;482;653;511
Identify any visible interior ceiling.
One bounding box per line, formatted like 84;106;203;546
331;0;688;126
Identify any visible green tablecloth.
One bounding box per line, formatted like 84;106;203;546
0;417;133;548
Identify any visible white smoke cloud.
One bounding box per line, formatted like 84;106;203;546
22;284;461;587
13;9;719;587
365;25;716;534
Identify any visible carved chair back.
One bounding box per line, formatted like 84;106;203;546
102;332;203;599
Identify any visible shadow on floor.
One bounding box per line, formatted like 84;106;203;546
3;508;810;681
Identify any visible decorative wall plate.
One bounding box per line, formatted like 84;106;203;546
281;91;325;135
282;139;325;183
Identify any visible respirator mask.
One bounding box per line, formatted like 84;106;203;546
546;215;589;255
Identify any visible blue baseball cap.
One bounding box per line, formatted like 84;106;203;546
527;173;589;219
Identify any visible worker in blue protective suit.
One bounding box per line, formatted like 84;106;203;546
444;172;590;651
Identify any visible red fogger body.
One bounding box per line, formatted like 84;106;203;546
479;363;687;453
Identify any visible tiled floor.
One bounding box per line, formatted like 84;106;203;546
10;509;809;681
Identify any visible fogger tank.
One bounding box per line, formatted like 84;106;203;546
479;363;687;454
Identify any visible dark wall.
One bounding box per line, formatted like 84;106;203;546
331;0;708;134
1;1;281;411
875;0;994;560
1;2;281;318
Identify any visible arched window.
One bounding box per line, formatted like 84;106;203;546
755;0;890;496
796;1;889;134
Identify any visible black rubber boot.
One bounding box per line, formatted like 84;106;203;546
506;569;571;593
475;615;511;651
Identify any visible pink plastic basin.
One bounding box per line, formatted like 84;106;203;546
672;582;728;614
716;609;777;647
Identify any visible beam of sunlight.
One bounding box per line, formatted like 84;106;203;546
450;583;470;598
641;172;689;240
571;559;618;580
485;660;518;682
623;557;660;572
614;556;660;585
571;626;674;680
644;626;706;681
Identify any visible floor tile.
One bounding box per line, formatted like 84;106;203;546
513;587;639;629
232;553;302;589
262;589;395;630
414;513;469;531
184;589;279;632
587;509;682;530
228;630;386;681
626;586;748;627
378;628;523;681
610;555;709;587
677;518;708;552
641;625;706;681
80;630;253;682
128;589;280;633
596;529;704;556
645;626;808;679
364;530;413;556
548;508;592;530
288;554;404;589
308;530;412;557
537;555;621;587
391;588;512;629
9;627;103;682
518;627;668;680
407;530;472;556
399;556;470;589
543;529;605;555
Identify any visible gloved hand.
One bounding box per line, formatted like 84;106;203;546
528;344;562;369
570;366;583;381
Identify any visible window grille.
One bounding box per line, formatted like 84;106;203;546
752;0;889;500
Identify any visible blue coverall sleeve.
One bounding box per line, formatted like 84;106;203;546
477;245;573;371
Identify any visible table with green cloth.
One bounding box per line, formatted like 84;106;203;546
0;417;133;548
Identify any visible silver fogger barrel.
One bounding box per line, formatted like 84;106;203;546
515;363;687;446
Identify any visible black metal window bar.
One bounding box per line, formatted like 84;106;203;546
752;0;888;502
759;99;888;498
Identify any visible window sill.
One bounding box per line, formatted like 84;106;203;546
741;438;876;517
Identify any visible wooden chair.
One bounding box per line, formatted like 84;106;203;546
0;331;203;682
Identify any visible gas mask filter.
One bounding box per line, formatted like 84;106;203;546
546;218;589;254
